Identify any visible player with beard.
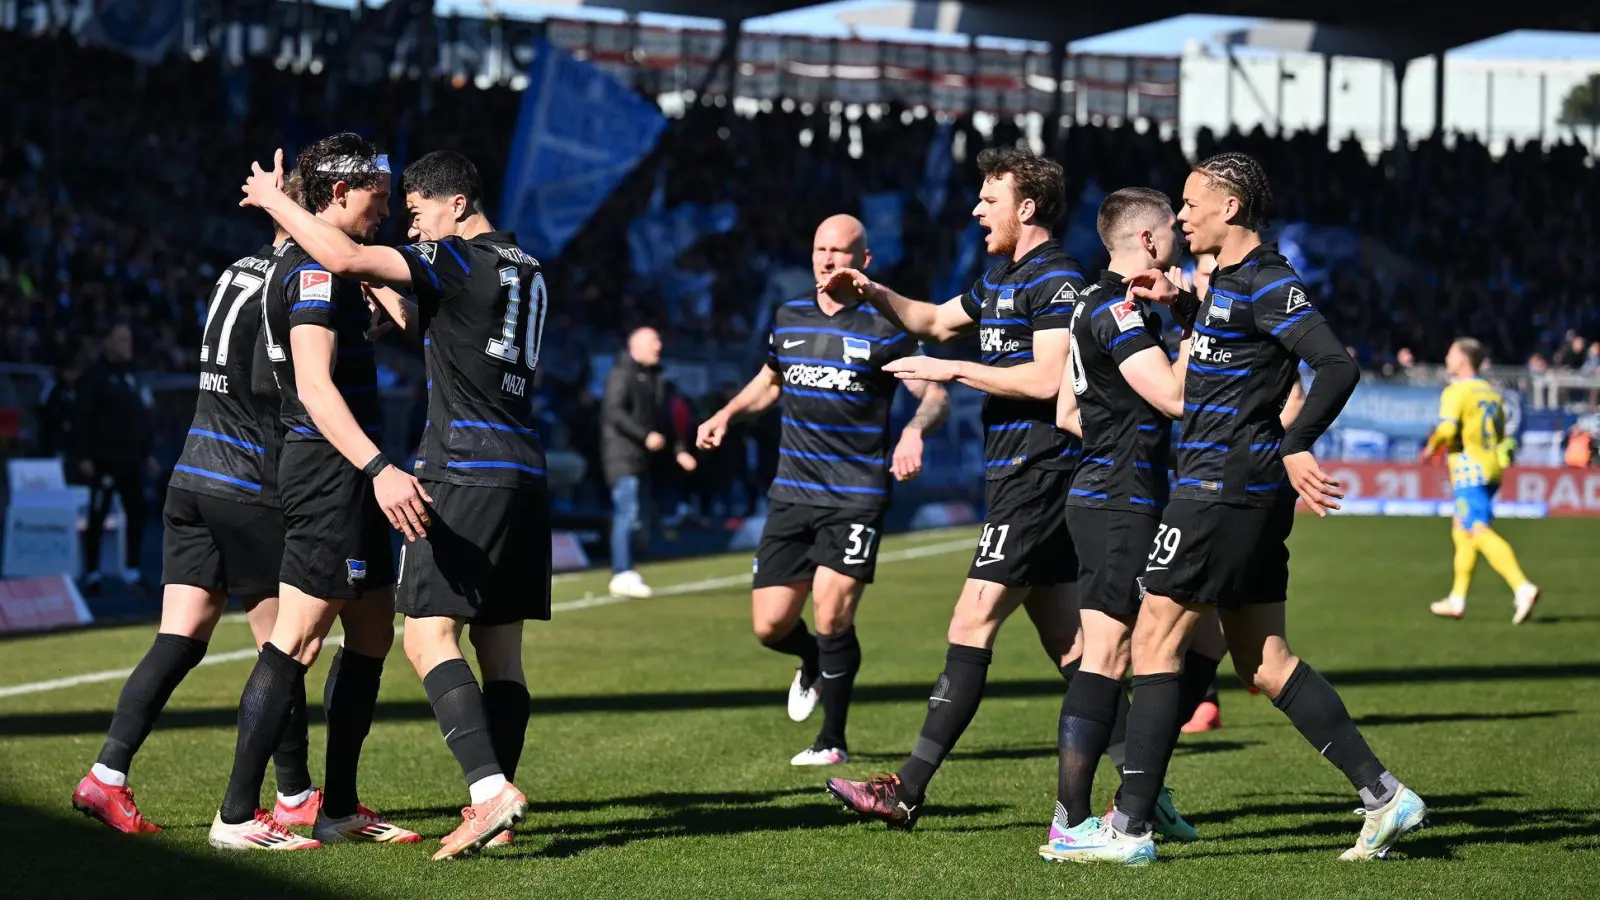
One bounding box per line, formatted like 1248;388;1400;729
816;146;1089;828
242;149;543;860
696;214;948;768
209;134;427;851
1046;152;1426;865
73;175;318;835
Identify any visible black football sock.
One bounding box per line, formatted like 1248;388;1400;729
814;628;861;751
1056;671;1123;828
1272;661;1390;807
96;633;208;775
482;680;531;782
896;645;991;803
762;619;820;684
1203;676;1220;705
1176;651;1223;734
220;643;305;824
423;660;502;787
320;648;385;819
1106;684;1132;772
1109;673;1182;836
272;672;313;797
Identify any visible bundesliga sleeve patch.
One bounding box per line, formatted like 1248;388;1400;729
1112;299;1144;332
300;270;332;303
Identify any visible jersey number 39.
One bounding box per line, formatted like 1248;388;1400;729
487;267;547;370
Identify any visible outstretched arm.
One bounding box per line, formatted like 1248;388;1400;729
817;268;975;343
696;366;783;450
241;150;413;287
887;328;1069;401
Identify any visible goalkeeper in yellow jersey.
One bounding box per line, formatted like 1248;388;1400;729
1421;338;1540;623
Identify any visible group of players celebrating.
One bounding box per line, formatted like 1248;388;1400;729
710;146;1429;865
68;130;1432;866
73;134;545;859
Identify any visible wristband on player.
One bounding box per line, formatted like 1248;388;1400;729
362;452;393;479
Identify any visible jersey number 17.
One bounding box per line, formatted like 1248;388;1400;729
486;267;548;370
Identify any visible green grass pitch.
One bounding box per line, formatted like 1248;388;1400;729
0;516;1595;899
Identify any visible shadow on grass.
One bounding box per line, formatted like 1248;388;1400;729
380;786;1006;860
5;659;1595;738
1174;790;1600;861
848;739;1263;765
2;801;347;900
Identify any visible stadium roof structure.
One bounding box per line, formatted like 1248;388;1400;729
551;0;1600;60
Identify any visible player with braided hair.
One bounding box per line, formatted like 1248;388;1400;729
1043;152;1427;865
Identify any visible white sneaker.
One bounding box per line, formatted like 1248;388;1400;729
1512;583;1540;625
1338;786;1428;861
790;746;848;767
787;668;818;722
608;570;654;599
312;804;422;844
209;809;322;851
1037;817;1157;866
1429;596;1465;619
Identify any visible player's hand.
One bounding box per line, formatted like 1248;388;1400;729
891;428;925;481
817;267;877;302
676;450;698;472
373;466;433;541
645;431;667;452
696;414;729;450
239;148;286;209
365;295;398;341
884;356;960;384
1122;268;1181;306
1166;266;1194;293
1283;451;1343;517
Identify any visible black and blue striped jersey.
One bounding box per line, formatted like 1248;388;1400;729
1065;271;1171;515
765;295;917;510
169;245;282;506
260;239;383;445
1174;242;1324;507
400;231;548;490
957;240;1087;480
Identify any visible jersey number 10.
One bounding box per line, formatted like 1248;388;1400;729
487;267;547;370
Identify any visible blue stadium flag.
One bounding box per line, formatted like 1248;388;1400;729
501;40;669;260
860;193;905;272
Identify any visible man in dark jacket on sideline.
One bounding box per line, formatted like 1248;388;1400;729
601;326;696;598
74;323;158;592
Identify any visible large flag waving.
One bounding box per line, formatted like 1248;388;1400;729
501;40;668;260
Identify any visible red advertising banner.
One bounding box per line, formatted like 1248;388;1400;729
0;575;92;634
1315;463;1600;517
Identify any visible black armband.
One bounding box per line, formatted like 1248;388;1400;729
362;452;393;479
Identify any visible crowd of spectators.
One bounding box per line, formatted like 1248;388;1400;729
4;29;1600;493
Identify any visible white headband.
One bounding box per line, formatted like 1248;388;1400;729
315;154;391;175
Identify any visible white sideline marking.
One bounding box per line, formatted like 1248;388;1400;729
0;536;974;700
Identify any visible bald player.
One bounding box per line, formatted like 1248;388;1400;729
698;214;948;767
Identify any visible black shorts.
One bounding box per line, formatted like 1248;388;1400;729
161;488;284;597
1140;492;1296;609
395;481;552;625
753;501;886;588
278;441;396;601
1067;506;1159;618
967;465;1077;587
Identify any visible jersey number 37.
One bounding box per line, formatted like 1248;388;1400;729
487;267;548;370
